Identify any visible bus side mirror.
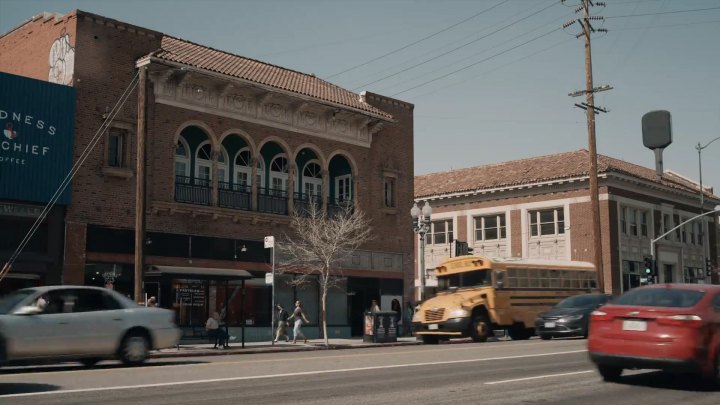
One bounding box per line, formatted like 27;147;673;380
495;272;504;289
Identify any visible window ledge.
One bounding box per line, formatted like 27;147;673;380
102;166;134;179
380;207;398;215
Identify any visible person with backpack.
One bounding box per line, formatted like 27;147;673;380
273;304;290;343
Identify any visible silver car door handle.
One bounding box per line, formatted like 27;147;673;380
58;322;69;325
113;318;123;321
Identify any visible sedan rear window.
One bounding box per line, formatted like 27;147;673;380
613;288;704;308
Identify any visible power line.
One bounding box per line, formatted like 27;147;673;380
377;9;574;94
352;0;559;91
324;0;511;80
606;6;720;19
391;26;561;97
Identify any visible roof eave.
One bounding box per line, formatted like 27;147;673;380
136;56;395;123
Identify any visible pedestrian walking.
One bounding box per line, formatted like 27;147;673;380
290;300;309;344
404;302;415;336
274;304;290;343
147;296;157;307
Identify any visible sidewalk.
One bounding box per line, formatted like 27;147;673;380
150;336;422;359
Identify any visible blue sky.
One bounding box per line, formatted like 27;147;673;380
2;0;719;198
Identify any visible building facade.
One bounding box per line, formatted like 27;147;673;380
414;150;719;297
0;10;415;340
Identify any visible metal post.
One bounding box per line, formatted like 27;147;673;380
697;143;706;281
419;227;426;302
271;244;275;345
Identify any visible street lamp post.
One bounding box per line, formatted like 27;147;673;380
411;201;432;302
650;205;720;282
697;136;720;278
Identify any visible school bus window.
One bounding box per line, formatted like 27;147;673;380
438;269;491;290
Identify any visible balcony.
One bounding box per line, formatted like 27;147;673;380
327;197;353;218
293;192;322;216
258;187;288;215
175;176;211;206
218;181;251;211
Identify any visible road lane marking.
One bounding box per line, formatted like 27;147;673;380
0;349;587;398
484;370;595;385
0;340;583;378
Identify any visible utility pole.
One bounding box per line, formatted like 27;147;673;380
134;66;147;303
563;0;611;292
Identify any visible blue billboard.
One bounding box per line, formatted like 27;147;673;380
0;72;76;204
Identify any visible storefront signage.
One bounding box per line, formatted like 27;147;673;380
0;72;76;204
0;202;43;218
176;287;205;307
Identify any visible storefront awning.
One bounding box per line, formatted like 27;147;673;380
146;265;253;280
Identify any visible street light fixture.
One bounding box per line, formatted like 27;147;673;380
697;136;720;275
650;205;720;282
411;201;432;302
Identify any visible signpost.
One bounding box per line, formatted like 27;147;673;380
264;236;275;344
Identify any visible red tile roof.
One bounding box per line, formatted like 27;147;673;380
415;149;716;199
150;36;393;120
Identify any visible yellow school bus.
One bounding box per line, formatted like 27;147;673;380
413;255;597;344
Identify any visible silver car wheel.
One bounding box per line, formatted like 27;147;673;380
123;336;149;363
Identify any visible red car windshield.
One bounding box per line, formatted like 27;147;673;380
613;288;704;308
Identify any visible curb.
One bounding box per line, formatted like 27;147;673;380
149;340;422;359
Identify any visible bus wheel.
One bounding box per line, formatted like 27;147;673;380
470;314;491;342
422;335;440;345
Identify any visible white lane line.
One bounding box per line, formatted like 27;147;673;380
485;370;595;385
0;349;587;398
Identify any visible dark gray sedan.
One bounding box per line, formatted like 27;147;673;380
535;293;612;340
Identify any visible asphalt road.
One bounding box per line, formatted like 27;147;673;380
0;338;718;404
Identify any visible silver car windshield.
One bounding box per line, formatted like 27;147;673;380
0;290;34;314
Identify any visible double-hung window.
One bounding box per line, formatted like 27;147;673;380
474;214;506;241
529;208;564;236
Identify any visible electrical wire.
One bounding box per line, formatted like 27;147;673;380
0;72;140;283
391;26;560;97
324;0;511;80
606;6;720;19
352;0;559;91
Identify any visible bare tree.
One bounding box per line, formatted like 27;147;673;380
278;201;373;346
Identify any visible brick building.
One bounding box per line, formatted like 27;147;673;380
0;10;415;340
414;150;719;296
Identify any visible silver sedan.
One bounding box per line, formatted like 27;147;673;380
0;285;181;367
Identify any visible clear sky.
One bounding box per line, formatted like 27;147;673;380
2;0;719;197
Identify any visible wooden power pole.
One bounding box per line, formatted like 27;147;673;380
134;66;147;303
563;0;612;292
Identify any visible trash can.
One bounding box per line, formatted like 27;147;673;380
363;311;398;343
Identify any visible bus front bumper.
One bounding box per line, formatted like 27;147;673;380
413;317;471;335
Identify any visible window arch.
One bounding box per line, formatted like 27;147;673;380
195;141;212;186
217;147;228;183
175;137;190;182
269;154;289;195
234;148;252;191
301;160;322;199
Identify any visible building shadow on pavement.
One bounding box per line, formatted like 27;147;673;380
0;382;60;396
0;360;206;375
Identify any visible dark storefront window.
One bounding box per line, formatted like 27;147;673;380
85;263;134;300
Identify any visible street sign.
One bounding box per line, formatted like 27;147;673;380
265;273;273;285
264;236;274;248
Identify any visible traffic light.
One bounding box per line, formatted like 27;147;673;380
643;256;655;282
454;241;474;257
706;257;714;278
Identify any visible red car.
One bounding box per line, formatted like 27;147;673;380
588;283;720;384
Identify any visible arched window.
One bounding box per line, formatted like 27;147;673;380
234;148;252;191
195;141;212;187
302;161;322;199
269;155;288;195
175;137;190;183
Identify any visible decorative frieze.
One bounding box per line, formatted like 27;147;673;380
149;68;380;147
